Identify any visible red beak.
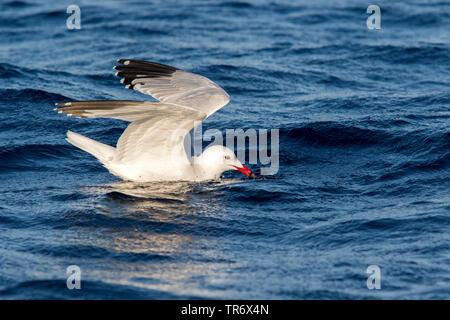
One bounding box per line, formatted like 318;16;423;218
233;165;254;177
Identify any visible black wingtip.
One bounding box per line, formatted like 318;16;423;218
115;59;179;71
117;59;131;65
114;59;180;89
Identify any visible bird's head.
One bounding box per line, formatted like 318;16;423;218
197;145;254;179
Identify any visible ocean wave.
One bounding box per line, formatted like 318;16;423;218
85;23;172;36
282;122;391;147
0;63;113;89
216;1;253;8
300;214;449;250
368;45;449;65
1;1;35;8
281;121;449;152
26;244;173;262
0;88;68;102
0;279;186;299
287;43;449;66
387;130;449;155
0;144;71;172
377;151;450;182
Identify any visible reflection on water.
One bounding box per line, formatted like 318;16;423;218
61;179;246;298
91;179;245;200
103;181;201;201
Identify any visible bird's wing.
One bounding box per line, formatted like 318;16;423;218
114;59;230;117
56;59;229;167
113;106;205;166
55;100;206;165
55;100;202;122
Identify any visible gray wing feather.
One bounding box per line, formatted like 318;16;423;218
114;59;230;117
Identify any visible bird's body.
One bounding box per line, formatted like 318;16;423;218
56;60;253;181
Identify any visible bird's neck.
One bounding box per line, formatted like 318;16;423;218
193;152;226;180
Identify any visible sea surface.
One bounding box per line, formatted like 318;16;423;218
0;0;449;299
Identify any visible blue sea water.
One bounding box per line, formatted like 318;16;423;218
0;0;449;299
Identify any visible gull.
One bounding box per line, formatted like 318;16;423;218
55;59;253;182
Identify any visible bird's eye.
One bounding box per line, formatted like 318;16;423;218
224;155;231;160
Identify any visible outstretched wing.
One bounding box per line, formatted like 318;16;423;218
114;59;230;117
56;59;229;169
113;106;205;166
55;100;203;122
55;100;206;165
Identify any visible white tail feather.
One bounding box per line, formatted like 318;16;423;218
66;131;115;164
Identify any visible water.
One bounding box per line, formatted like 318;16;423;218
0;0;449;299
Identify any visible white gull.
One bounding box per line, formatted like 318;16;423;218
55;59;253;182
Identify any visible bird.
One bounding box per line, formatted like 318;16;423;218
55;59;254;182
